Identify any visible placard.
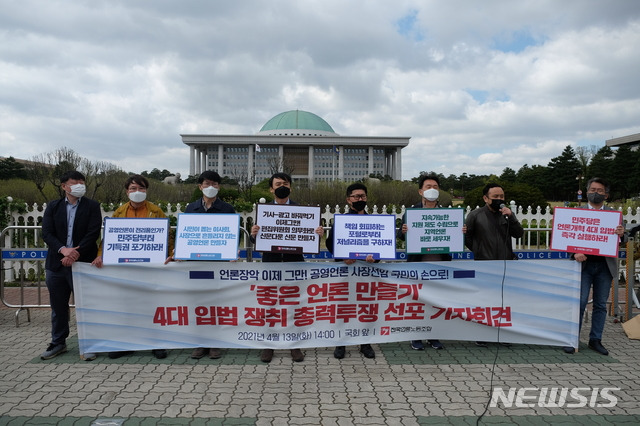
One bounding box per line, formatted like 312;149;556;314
255;204;321;254
405;208;464;255
550;207;622;257
102;217;169;265
332;214;396;260
174;213;240;260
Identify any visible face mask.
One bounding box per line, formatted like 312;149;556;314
274;186;291;199
489;198;505;211
68;183;86;198
423;188;439;201
128;191;147;203
587;192;606;204
202;186;219;199
352;200;367;212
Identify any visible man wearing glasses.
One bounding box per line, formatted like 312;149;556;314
326;183;376;360
564;177;626;356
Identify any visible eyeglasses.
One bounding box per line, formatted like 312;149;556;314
587;188;606;194
349;194;367;200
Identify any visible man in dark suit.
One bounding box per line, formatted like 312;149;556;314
563;177;627;356
40;171;102;361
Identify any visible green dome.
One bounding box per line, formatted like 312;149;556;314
258;110;338;136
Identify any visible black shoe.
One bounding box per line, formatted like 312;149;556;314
563;346;575;354
428;340;444;350
108;351;135;359
360;344;375;359
40;343;67;360
333;346;346;359
475;341;488;347
588;339;609;356
152;349;168;359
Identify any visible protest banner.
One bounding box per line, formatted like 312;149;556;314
254;204;321;254
101;217;170;265
174;213;240;260
74;259;580;354
405;208;464;255
550;207;622;257
332;214;397;260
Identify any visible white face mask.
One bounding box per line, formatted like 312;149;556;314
423;188;439;201
202;186;219;199
128;191;147;203
69;183;86;198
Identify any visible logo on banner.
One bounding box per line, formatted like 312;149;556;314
381;327;390;335
490;387;619;408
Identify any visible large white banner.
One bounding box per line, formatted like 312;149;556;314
73;260;581;354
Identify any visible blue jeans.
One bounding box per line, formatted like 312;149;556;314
46;267;74;346
579;260;612;341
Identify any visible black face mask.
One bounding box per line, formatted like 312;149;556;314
587;192;605;204
274;186;291;199
489;198;505;212
352;200;367;212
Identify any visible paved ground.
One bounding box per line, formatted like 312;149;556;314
1;288;640;425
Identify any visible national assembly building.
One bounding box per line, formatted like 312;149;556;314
181;110;410;184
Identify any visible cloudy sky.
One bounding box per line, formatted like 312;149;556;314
2;0;640;180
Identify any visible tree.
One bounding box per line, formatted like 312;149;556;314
575;145;597;178
587;146;614;182
0;157;28;180
546;145;581;201
499;167;517;183
609;145;639;199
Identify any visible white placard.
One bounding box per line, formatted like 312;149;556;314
255;204;321;254
332;214;397;260
102;217;169;265
405;208;464;255
550;207;622;257
174;213;240;260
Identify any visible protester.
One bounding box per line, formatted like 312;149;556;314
183;170;235;360
41;171;102;361
326;183;377;360
563;177;626;355
398;174;449;351
464;183;524;347
91;174;171;359
250;172;324;363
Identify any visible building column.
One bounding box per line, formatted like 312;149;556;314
395;147;402;180
189;146;196;176
200;150;206;174
368;146;374;177
308;145;314;183
278;145;284;172
248;144;254;183
338;146;344;181
218;145;224;174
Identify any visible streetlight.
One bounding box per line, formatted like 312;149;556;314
576;175;583;207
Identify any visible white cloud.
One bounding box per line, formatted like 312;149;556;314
1;0;639;181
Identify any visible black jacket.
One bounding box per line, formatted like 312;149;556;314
42;196;102;271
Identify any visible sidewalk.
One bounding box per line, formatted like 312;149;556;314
1;291;640;425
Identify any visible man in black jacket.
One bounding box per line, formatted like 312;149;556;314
250;173;324;363
41;171;102;361
326;182;377;360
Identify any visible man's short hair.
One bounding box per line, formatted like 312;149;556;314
197;171;222;184
60;170;85;184
346;182;368;196
482;183;503;196
418;174;440;188
125;174;149;190
269;172;292;187
586;177;610;193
